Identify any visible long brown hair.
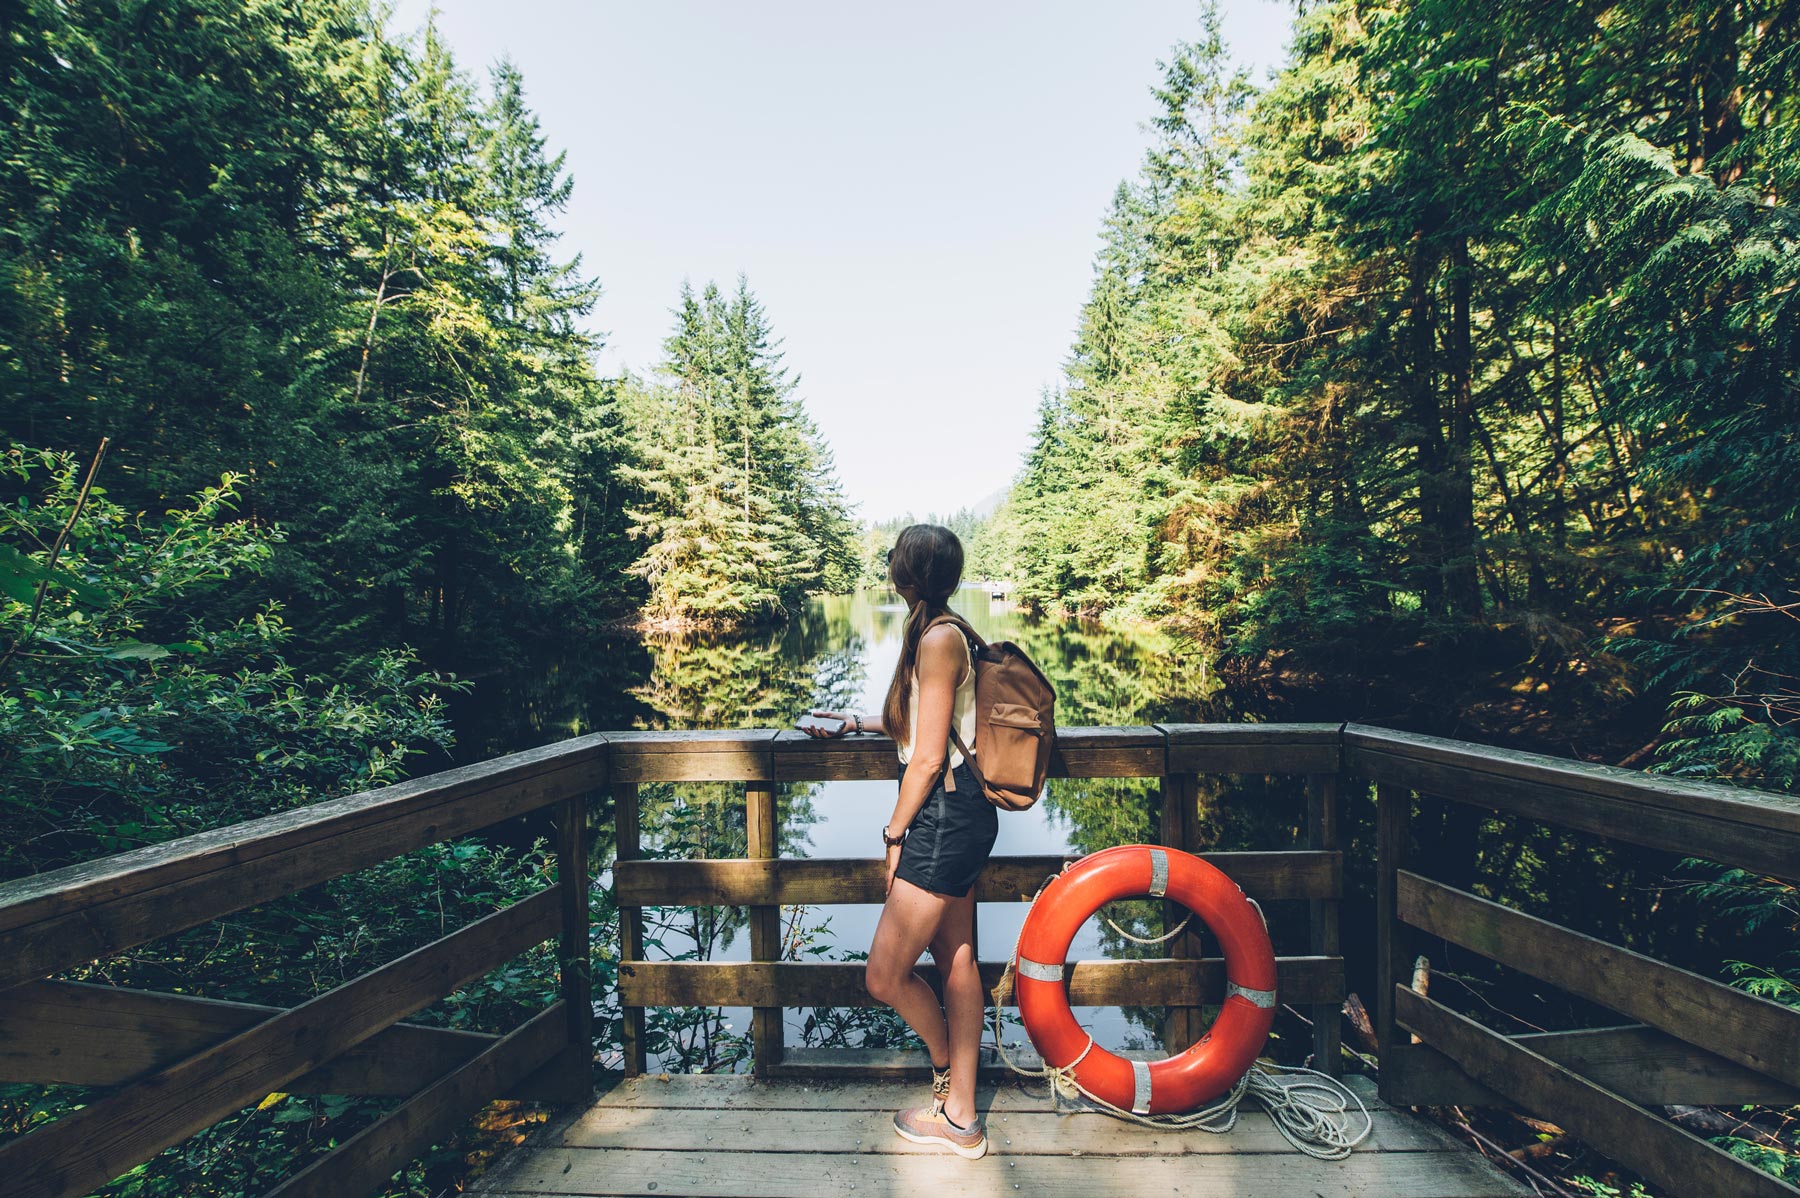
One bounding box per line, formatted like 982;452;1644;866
881;523;966;749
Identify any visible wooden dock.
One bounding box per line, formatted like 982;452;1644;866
472;1072;1531;1197
4;723;1797;1197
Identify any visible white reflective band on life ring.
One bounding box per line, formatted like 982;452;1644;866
1017;956;1064;983
1131;1059;1152;1114
1227;980;1278;1009
1148;848;1169;897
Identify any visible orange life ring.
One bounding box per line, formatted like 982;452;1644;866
1014;844;1277;1115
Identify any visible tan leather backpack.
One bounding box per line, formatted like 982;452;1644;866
926;615;1057;811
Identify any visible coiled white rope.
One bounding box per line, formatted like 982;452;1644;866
988;871;1373;1161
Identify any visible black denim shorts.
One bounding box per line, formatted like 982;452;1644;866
893;760;999;898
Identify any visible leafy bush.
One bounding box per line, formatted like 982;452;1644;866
0;446;454;875
0;445;584;1196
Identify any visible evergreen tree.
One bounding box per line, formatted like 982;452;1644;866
0;4;635;660
616;278;856;628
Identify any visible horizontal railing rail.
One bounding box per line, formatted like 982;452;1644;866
611;850;1342;906
1353;723;1800;1198
1346;724;1800;884
606;723;1349;1078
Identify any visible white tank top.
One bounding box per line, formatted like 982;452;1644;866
896;632;978;768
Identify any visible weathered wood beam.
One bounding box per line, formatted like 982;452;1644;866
1346;725;1800;880
1398;871;1800;1090
261;1002;566;1198
607;730;781;782
613;781;648;1077
1347;726;1800;836
544;792;593;1104
1159;723;1343;774
0;736;608;993
770;729;899;781
1306;771;1344;1077
612;851;1339;908
0;888;562;1198
1516;1025;1800;1107
617;956;1342;1009
1374;783;1412;1105
1161;772;1201;1053
0;980;570;1099
1396;987;1799;1198
1377;1041;1507;1107
1045;725;1167;778
1380;1026;1800;1110
624;724;1350;785
745;782;783;1077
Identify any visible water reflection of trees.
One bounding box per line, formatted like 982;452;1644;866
626;611;870;1070
448;634;658;764
995;612;1225;727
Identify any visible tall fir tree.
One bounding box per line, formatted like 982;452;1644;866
617;278;857;628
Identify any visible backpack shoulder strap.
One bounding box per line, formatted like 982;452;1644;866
922;613;989;793
949;723;984;779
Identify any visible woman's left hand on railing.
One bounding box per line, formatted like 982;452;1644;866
800;709;857;737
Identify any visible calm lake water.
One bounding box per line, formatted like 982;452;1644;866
450;585;1308;1071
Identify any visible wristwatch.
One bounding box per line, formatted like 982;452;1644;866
882;824;906;847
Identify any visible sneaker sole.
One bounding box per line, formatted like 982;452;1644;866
894;1122;988;1160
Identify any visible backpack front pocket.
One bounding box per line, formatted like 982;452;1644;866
984;703;1044;791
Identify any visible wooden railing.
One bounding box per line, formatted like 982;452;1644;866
1357;726;1800;1198
0;736;608;1198
606;724;1348;1079
4;722;1797;1197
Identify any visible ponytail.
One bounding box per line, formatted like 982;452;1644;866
880;524;966;748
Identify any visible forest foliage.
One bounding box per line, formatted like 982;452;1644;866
984;0;1797;793
0;0;854;655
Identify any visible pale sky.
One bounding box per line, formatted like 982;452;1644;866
391;1;1295;522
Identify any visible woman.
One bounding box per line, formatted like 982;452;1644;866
803;523;994;1159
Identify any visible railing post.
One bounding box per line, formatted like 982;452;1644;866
746;781;783;1077
614;781;648;1076
1375;781;1411;1103
1306;771;1342;1077
1160;771;1201;1053
547;792;594;1102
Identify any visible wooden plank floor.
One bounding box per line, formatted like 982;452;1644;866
474;1072;1531;1197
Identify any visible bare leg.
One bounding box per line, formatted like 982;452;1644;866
928;890;982;1127
865;876;951;1069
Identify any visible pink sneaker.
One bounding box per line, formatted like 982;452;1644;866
893;1104;987;1159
